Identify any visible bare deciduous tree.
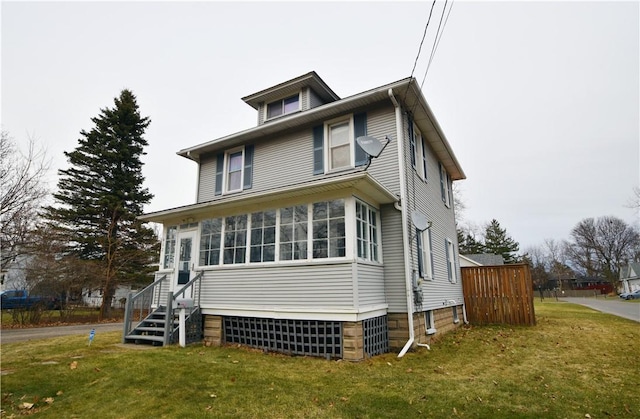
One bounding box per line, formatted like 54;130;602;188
566;216;640;283
0;131;50;275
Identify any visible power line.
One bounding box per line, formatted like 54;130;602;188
420;0;455;90
406;0;438;98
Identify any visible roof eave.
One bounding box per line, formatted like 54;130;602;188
140;171;397;224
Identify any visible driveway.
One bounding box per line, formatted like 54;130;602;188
0;322;124;344
560;297;640;322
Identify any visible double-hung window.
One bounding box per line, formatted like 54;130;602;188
226;149;243;192
446;238;457;283
416;228;434;281
266;94;300;120
439;163;451;207
313;113;367;174
215;145;254;196
328;119;352;171
411;123;428;181
356;201;379;262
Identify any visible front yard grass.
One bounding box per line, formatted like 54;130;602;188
1;300;638;418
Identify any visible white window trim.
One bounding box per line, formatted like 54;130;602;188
453;306;460;324
265;92;301;121
224;146;245;194
447;238;457;283
324;115;355;173
419;229;434;281
425;310;436;335
162;225;178;269
355;199;381;263
196;198;356;267
413;123;427;181
441;164;451;208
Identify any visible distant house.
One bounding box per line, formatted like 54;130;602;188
619;263;640;294
128;72;467;360
459;254;483;267
84;285;137;309
463;253;504;266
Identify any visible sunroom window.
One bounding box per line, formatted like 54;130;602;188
279;205;308;261
356;201;379;262
312;200;345;259
223;215;247;264
250;210;276;263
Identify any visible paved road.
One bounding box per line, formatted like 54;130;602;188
0;322;124;344
560;297;640;322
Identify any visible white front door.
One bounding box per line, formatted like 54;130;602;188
175;230;197;293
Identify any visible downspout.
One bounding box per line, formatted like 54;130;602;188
389;88;415;358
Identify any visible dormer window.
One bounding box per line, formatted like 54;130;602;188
266;94;300;119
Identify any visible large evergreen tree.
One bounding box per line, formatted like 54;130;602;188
483;219;520;263
43;90;157;319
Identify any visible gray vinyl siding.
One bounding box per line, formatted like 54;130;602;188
363;104;401;193
196;104;401;204
380;204;407;312
301;87;309;111
257;104;265;125
198;155;217;203
401;112;464;310
356;263;386;307
309;88;325;109
199;263;355;309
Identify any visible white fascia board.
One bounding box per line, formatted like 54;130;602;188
200;304;389;322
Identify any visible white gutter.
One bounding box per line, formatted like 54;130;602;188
389;88;415;358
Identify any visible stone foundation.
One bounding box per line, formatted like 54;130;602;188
342;321;364;361
388;305;464;350
203;315;223;347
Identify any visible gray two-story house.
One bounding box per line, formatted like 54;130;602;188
129;72;466;361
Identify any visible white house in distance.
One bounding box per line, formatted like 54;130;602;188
619;263;640;294
134;72;466;360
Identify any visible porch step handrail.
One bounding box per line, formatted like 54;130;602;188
122;274;170;342
164;271;204;345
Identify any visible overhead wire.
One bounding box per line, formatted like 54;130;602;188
404;0;438;102
420;0;455;91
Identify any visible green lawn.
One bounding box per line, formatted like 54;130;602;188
1;301;638;418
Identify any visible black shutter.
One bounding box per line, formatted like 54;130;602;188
214;152;224;196
243;144;254;190
354;112;368;167
313;125;324;175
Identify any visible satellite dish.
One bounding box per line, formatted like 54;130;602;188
357;136;386;158
411;211;431;232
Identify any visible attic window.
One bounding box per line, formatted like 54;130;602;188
266;94;300;119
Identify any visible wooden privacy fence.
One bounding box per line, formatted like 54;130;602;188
461;264;536;326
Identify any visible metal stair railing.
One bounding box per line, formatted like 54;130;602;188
122;274;170;343
164;271;204;345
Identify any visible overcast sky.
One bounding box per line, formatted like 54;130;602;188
2;0;638;251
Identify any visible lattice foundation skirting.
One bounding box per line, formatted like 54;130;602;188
205;315;391;361
223;317;343;359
